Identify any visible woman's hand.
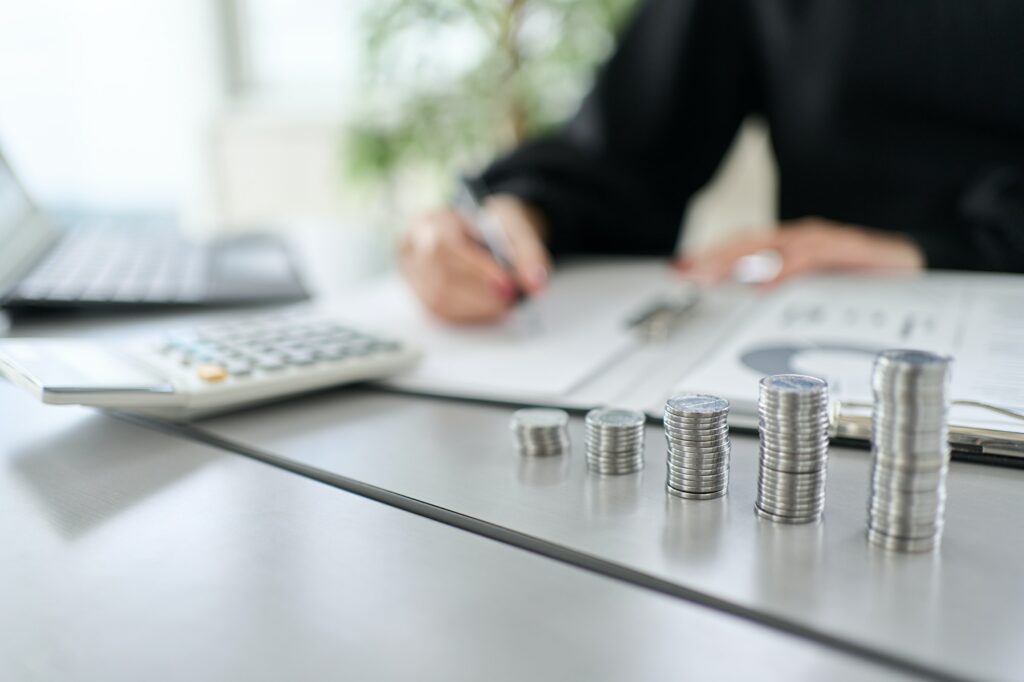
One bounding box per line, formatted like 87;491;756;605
399;195;551;323
682;218;925;285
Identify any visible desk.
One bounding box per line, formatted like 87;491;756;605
179;388;1024;682
0;384;911;681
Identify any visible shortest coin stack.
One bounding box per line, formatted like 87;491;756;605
510;408;571;457
663;394;731;500
868;349;952;552
585;407;646;474
755;374;831;524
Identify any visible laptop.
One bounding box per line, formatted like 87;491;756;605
0;150;309;310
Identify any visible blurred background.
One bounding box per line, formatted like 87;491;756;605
0;0;776;262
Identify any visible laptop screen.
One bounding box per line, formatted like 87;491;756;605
0;152;59;292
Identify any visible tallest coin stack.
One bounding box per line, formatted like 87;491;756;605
868;349;953;552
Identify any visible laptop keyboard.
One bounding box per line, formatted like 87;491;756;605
13;223;210;304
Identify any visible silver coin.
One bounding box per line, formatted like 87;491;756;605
756;487;827;505
758;447;829;464
868;506;945;527
668;470;729;485
588;464;644;475
874;348;952;370
585;431;645;443
757;458;827;475
760;374;828;393
586;450;644;461
758;436;829;449
663;420;729;433
869;518;945;538
758;459;827;475
872;465;947;486
668;447;732;460
662;412;729;425
664;421;731;434
586;407;646;428
585;428;645;439
757;404;829;418
665;394;730;415
667;450;730;464
669;474;729;486
757;475;827;492
667;443;731;457
758;395;830;408
586;441;645;452
757;417;831;433
756;486;826;504
756;499;826;516
868;515;943;536
869;493;946;511
587;456;645;468
757;485;826;502
665;418;730;428
667;486;727;500
754;504;822;524
871;454;950;473
867;528;940;552
753;499;823;516
587;456;645;467
511;408;569;429
665;437;731;450
869;498;945;519
756;492;827;509
758;465;827;480
758;435;829;450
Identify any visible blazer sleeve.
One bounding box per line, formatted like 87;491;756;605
479;0;758;257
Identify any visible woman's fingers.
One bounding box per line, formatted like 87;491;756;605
399;209;517;323
685;218;925;286
399;196;553;324
685;231;780;283
487;195;552;296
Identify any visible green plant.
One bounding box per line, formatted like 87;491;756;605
346;0;636;195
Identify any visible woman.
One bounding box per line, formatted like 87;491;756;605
401;0;1024;323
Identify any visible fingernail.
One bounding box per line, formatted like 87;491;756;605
493;278;517;300
673;257;693;272
526;265;548;292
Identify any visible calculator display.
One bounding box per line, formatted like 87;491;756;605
0;340;174;395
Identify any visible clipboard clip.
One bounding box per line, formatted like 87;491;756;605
626;285;701;341
832;399;1024;456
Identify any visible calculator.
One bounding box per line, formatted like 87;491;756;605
0;313;422;420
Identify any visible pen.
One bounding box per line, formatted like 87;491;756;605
453;175;523;300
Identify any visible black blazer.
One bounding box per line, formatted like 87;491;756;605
481;0;1024;272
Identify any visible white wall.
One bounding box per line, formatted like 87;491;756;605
0;0;223;221
0;0;777;247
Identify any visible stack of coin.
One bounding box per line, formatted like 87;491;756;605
755;374;830;523
585;407;646;474
510;408;571;457
663;394;731;499
868;349;952;552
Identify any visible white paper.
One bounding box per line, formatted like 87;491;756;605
673;273;1024;432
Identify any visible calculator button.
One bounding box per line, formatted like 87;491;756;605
284;350;315;366
224;360;253;377
315;345;348;361
346;341;374;356
197;364;228;382
256;356;285;371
